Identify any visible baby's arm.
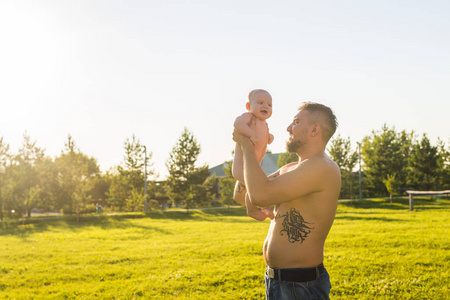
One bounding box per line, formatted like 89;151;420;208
234;112;259;144
268;133;274;145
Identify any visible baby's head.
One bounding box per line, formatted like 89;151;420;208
246;89;273;120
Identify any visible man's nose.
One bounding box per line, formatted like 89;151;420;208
287;124;292;132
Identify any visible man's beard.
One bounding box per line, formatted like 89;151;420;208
286;138;305;153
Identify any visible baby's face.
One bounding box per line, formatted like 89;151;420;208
248;92;272;120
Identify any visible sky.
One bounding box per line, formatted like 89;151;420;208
1;0;449;179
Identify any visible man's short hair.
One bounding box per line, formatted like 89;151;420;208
299;102;338;142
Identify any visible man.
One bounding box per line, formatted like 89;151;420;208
233;102;341;300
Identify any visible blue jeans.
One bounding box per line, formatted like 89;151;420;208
265;266;331;300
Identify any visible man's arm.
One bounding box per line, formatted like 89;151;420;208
233;181;246;205
233;131;327;207
233;168;281;205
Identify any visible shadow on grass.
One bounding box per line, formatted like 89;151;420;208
335;214;409;222
3;198;448;237
146;206;248;220
0;214;172;238
0;207;251;237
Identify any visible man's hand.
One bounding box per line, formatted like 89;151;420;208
249;133;260;145
233;130;254;150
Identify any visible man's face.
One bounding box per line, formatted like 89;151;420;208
286;110;310;153
247;92;273;120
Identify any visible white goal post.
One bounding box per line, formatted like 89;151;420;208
406;190;450;211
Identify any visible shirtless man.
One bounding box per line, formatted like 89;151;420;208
233;102;341;300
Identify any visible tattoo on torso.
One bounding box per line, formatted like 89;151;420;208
277;208;314;243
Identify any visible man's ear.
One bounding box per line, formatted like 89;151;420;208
311;124;320;137
245;102;251;111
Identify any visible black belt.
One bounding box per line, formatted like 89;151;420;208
267;263;325;282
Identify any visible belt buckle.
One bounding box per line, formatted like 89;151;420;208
268;268;275;279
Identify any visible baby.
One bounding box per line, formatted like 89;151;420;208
232;89;274;220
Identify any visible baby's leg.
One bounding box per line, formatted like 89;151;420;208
232;144;245;183
260;206;274;220
246;194;274;221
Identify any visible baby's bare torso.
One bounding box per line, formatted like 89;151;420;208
249;115;270;161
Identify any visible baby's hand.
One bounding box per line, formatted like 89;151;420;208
250;133;260;145
247;205;274;222
260;206;274;220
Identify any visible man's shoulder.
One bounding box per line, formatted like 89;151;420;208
279;162;298;174
278;155;339;179
296;156;340;177
302;155;338;167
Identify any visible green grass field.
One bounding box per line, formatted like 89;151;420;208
1;197;449;299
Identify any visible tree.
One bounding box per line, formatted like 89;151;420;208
328;135;358;199
361;125;413;197
73;183;92;222
35;157;60;212
3;133;46;217
108;135;154;212
107;172;130;211
186;175;216;211
1;135;62;218
126;188;144;217
383;174;398;203
0;137;10;221
88;173;111;208
0;137;9;172
165;128;211;209
148;199;160;211
119;135;153;191
151;183;169;210
277;152;297;167
55;135;100;218
408;134;439;191
437;139;450;190
218;160;236;207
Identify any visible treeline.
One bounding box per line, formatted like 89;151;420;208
278;124;450;200
0;128;217;221
1;124;449;220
